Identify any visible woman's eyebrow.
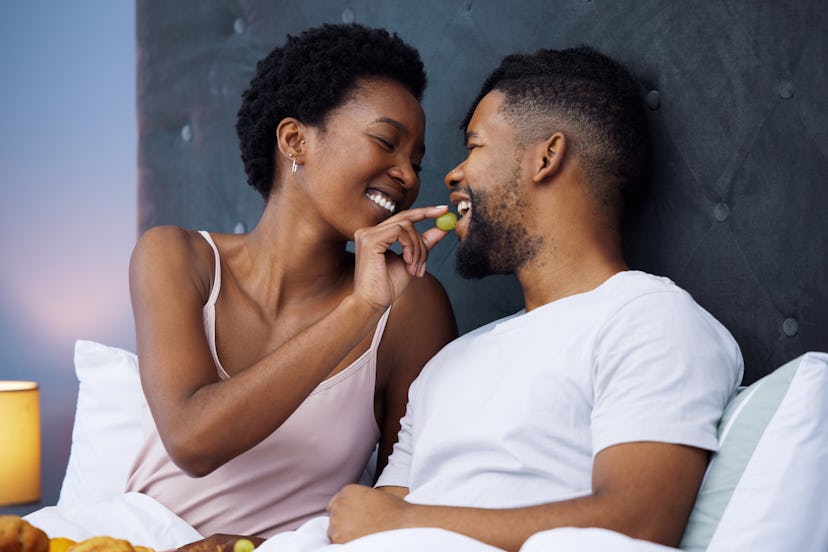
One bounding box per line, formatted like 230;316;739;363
371;117;408;134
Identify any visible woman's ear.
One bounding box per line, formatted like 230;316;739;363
276;117;306;160
532;132;566;184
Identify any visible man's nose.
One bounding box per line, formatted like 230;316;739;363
444;163;463;189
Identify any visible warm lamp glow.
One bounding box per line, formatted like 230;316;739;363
0;381;41;505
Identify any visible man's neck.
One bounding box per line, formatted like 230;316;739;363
517;243;628;312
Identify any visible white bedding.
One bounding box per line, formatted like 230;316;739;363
257;516;678;552
25;492;202;550
25;500;675;552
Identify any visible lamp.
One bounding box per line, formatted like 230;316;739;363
0;381;41;505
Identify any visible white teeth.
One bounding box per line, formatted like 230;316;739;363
457;200;471;216
366;192;397;214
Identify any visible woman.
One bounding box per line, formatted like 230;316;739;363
125;23;457;538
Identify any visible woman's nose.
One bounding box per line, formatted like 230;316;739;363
389;163;418;190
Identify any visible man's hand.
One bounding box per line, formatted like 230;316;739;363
326;484;413;543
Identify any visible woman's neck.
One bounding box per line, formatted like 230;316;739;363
230;193;353;311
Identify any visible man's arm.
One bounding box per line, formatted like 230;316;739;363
377;486;409;497
327;441;708;551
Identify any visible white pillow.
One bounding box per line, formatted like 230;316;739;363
58;340;148;507
681;352;828;551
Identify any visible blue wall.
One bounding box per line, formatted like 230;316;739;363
0;1;136;515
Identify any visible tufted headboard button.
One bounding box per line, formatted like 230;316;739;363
713;203;730;222
777;79;795;99
782;317;799;337
233;17;247;35
646;89;661;110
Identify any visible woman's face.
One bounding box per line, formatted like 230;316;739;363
299;77;426;239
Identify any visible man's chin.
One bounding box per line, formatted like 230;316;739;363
456;266;490;280
455;247;492;280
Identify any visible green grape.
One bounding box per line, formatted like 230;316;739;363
233;538;256;552
435;212;458;231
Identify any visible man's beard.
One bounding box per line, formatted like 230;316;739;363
455;167;542;279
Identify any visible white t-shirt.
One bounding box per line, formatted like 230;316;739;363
376;271;743;509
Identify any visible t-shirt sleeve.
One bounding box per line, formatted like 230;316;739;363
591;289;743;456
374;374;421;489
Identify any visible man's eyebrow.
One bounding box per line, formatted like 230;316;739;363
464;130;480;145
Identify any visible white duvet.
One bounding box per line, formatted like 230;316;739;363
25;493;676;552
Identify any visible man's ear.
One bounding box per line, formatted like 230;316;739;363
532;132;566;184
276;117;306;160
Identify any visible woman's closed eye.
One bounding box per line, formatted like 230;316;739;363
374;136;395;151
371;133;421;174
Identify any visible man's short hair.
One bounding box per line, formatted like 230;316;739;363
461;46;651;221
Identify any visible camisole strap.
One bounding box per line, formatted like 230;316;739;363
371;308;392;351
198;231;222;305
198;230;229;379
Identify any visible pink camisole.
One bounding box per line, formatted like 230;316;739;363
126;231;385;538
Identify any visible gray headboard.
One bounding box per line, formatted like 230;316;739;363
136;0;827;386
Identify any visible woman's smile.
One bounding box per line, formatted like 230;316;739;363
365;189;398;215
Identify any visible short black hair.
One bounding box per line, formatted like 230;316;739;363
462;46;651;221
236;23;427;199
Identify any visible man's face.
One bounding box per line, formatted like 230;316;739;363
445;90;542;279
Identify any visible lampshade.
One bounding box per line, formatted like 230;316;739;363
0;381;41;505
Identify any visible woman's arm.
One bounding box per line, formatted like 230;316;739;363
130;226;386;476
132;208;451;478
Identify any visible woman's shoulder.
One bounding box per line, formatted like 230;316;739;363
402;271;452;308
135;224;201;248
133;226;214;262
386;272;457;350
130;226;216;296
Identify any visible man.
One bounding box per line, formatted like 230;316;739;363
296;46;742;551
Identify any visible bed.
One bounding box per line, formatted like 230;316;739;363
25;1;828;550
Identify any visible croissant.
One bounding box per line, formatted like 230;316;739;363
69;536;141;552
0;515;49;552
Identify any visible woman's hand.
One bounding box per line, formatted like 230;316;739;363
352;205;450;311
